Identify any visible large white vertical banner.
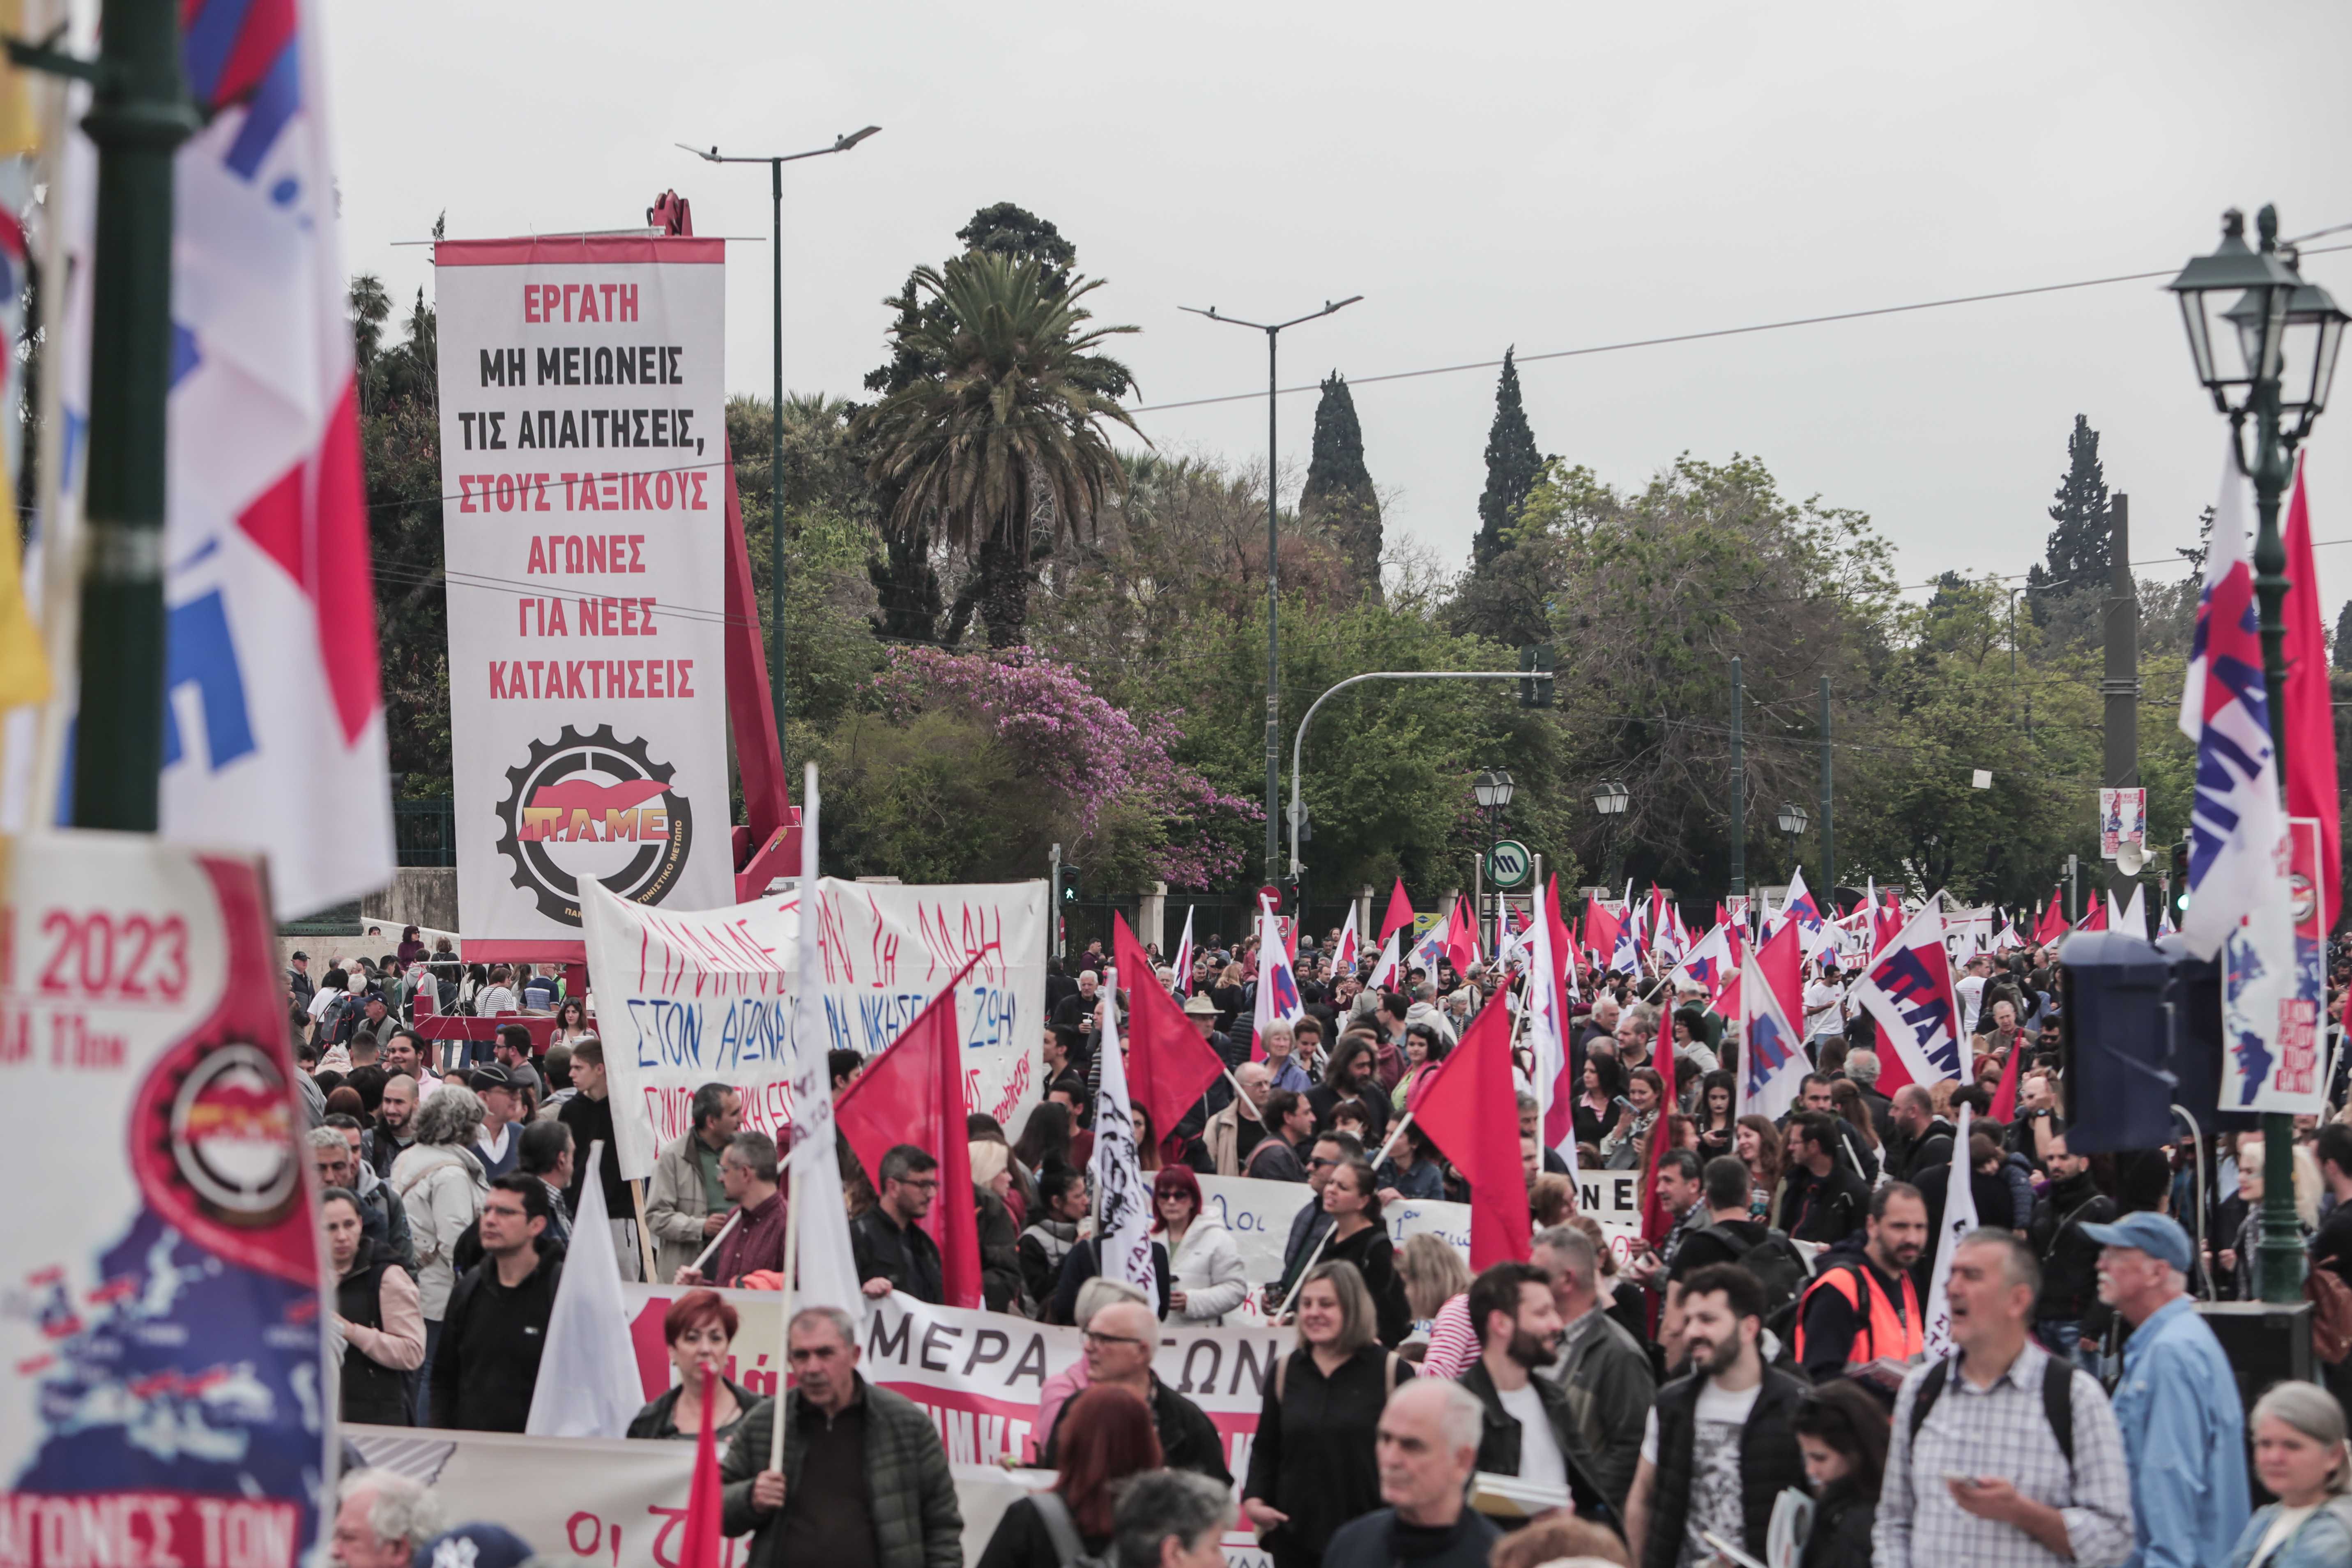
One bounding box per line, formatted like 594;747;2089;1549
435;237;733;951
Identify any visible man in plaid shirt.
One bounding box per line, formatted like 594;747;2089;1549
1877;1230;2134;1568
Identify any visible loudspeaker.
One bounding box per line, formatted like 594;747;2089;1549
2195;1301;2316;1416
2153;936;2263;1135
2058;931;2179;1153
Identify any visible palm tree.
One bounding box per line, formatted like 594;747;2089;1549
852;253;1143;647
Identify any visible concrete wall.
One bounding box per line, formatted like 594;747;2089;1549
361;868;459;935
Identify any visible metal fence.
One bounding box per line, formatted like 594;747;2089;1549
394;797;457;867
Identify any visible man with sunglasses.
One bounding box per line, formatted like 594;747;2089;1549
1038;1297;1230;1483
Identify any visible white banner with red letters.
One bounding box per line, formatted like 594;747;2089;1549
343;1424;1046;1568
435;236;734;950
582;879;1046;1180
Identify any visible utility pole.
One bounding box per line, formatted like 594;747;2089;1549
1728;658;1746;898
1180;296;1362;889
2101;495;2140;920
1819;677;1835;901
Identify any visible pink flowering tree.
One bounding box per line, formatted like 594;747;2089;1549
869;647;1258;889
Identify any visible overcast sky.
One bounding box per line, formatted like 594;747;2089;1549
322;0;2352;619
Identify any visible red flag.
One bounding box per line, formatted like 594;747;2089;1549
2284;458;2341;930
1756;919;1804;1033
1406;997;1530;1267
1115;914;1226;1143
1380;879;1415;944
1583;895;1619;967
833;977;984;1309
2032;888;2070;945
1987;1044;2023;1122
2075;898;2108;933
676;1364;724;1568
1444;894;1477;976
1540;875;1578;1148
1639;1007;1680;1249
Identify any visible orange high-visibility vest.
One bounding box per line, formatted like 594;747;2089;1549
1793;1259;1922;1367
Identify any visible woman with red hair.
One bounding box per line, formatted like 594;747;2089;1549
626;1290;757;1445
976;1384;1162;1568
1153;1166;1247;1325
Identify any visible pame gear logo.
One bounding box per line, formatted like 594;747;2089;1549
496;725;694;925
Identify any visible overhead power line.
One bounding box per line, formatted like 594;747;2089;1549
1127;240;2352;416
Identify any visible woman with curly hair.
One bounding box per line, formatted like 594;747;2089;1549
1736;1112;1786;1222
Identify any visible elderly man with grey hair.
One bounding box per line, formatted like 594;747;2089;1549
645;1079;744;1281
1321;1379;1500;1568
1845;1047;1894;1138
725;1304;962;1568
330;1469;442;1568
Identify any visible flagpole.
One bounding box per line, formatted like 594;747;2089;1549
771;1162;801;1456
688;1209;743;1275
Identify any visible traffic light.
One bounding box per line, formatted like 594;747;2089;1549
1061;866;1083;905
2168;836;2191;927
1519;645;1555;709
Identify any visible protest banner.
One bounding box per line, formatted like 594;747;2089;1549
614;1285;1273;1564
436;235;735;956
0;833;326;1566
582;877;1046;1178
343;1424;1044;1568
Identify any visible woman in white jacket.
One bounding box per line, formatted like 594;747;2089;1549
390;1084;489;1421
1151;1165;1247;1324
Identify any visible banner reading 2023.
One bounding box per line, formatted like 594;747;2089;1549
435;237;734;949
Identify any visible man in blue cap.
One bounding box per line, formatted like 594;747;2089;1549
2083;1210;2249;1568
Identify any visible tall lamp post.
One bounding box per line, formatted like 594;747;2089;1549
2167;205;2347;1305
1777;801;1810;873
1473;770;1515;958
680;126;881;771
1181;295;1363;886
1592;779;1631;887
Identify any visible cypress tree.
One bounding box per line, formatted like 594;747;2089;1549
2027;414;2110;622
2334;599;2352;671
1474;348;1544;567
1300;371;1383;600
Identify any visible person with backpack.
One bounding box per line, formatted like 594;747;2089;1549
1242;1260;1414;1568
1794;1182;1929;1383
976;1383;1160;1568
1668;1156;1810;1320
1876;1229;2132;1568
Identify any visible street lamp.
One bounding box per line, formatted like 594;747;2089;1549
2167;204;2347;1307
1473;770;1515;960
1592;778;1631;887
1778;801;1809;838
1181;294;1364;887
680;126;882;774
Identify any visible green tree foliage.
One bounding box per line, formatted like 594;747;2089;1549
2026;414;2111;646
852;253;1142;647
2334;599;2352;670
1473;348;1544;570
351;276;449;796
1299;372;1383;601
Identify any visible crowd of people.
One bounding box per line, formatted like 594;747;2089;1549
307;918;2352;1568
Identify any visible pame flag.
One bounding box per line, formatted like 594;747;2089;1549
1737;921;1807;1121
2179;450;2313;1111
1850;899;1966;1094
156;0;393;919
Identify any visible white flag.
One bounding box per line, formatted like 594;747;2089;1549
525;1141;647;1438
1091;970;1160;1311
1921;1105;1977;1361
787;765;863;1313
1365;930;1403;992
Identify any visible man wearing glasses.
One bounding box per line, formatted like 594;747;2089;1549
1038;1299;1231;1483
852;1144;945;1303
